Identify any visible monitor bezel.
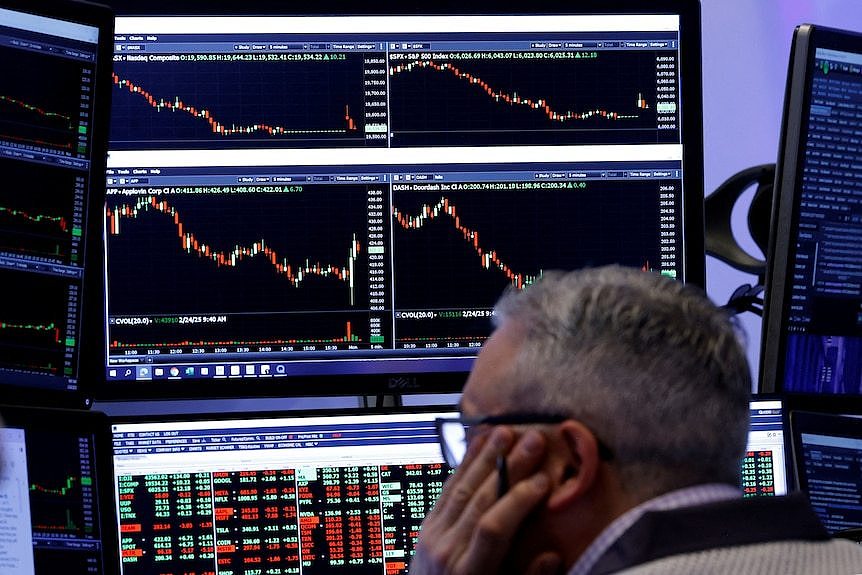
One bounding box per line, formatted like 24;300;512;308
94;0;705;401
106;404;460;575
0;404;120;575
760;24;862;409
789;409;862;509
0;0;113;409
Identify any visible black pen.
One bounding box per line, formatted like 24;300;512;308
496;454;509;498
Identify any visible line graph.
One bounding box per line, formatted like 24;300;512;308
0;268;74;378
388;50;672;147
26;431;99;540
0;157;83;264
0;206;68;232
0;95;74;129
31;475;90;496
109;55;369;150
0;44;89;155
0;321;62;344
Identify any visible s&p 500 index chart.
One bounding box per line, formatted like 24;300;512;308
104;167;391;374
109;37;387;150
387;38;679;147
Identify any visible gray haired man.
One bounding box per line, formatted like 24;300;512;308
413;266;862;575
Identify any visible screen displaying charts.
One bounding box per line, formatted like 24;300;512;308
0;5;104;397
110;410;455;575
104;13;698;394
0;408;114;575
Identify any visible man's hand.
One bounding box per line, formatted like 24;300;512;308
410;427;560;575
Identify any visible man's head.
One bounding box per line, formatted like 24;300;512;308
460;265;752;501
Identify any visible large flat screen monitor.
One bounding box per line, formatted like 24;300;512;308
0;405;119;574
761;24;862;406
108;402;784;575
99;1;704;399
109;409;456;575
0;0;112;407
790;410;862;534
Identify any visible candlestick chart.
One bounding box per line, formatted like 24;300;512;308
391;179;666;345
0;157;83;264
0;45;89;155
388;49;674;147
109;55;369;150
26;431;99;541
105;185;381;354
0;268;76;379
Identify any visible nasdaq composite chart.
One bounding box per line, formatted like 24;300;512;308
26;430;105;573
109;29;680;150
110;54;373;150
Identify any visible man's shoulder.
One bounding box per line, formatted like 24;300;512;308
616;538;862;575
587;493;837;575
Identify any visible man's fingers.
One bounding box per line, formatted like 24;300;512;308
431;427;513;526
415;428;552;575
458;472;552;573
503;429;547;486
443;430;549;572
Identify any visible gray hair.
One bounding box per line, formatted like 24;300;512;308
492;265;751;498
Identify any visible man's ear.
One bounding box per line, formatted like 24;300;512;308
546;419;602;511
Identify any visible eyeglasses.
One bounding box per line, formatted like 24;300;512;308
435;413;614;469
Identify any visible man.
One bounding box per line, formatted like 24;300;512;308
412;266;862;574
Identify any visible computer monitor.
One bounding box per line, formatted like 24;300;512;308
0;0;113;407
761;24;862;405
790;410;862;534
98;1;704;399
743;398;789;497
109;408;455;575
0;405;119;574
